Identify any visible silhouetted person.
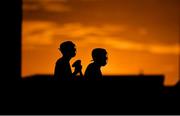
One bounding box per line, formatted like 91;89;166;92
84;48;108;80
54;41;82;80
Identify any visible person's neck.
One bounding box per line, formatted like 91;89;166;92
93;62;101;68
62;56;71;62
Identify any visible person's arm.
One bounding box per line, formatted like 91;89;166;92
72;60;84;80
72;71;79;80
72;65;83;80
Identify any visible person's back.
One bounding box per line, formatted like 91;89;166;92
84;62;103;80
54;57;72;80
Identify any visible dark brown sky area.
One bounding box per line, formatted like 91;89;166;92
23;0;180;86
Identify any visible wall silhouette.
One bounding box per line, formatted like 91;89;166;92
22;74;180;96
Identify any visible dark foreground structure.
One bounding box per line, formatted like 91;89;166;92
1;74;179;115
23;74;179;96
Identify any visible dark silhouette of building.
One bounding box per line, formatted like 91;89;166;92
23;74;165;95
2;0;21;80
22;74;53;80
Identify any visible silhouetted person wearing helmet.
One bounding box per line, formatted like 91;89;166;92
84;48;108;80
54;41;82;80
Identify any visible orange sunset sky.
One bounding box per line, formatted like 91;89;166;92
22;0;180;86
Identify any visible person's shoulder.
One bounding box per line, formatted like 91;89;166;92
86;62;94;68
85;63;97;73
56;58;64;64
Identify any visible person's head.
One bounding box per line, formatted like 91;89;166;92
92;48;108;66
59;41;76;58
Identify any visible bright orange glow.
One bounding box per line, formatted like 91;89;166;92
22;0;180;86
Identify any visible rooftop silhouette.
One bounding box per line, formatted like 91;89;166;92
22;74;180;96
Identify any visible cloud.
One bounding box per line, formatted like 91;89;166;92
23;21;180;55
81;37;180;55
23;21;126;47
39;0;71;12
147;44;180;55
23;0;71;12
79;0;103;1
22;21;56;47
53;23;127;38
23;4;39;11
138;28;148;36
